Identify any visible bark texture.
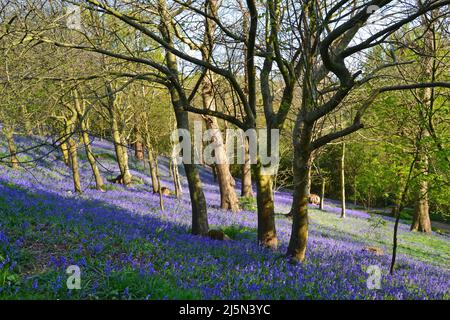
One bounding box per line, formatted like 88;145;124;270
253;160;277;249
107;85;132;186
4;126;19;169
411;151;431;232
68;137;82;193
74;93;104;190
241;134;254;197
200;0;239;212
147;147;159;193
158;0;209;235
340;143;346;218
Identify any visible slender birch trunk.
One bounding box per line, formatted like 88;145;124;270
74;92;104;190
340;143;346;218
107;84;132;186
147;146;159;193
154;152;164;211
241;137;254;197
80;124;104;190
68;136;82;194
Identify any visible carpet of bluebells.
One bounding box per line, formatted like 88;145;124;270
0;133;449;300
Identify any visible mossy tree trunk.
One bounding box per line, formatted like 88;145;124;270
410;150;431;233
147;144;159;193
107;84;132;186
253;160;277;249
60;133;70;167
287;120;313;263
158;0;209;235
134;128;144;161
340;143;346;218
410;11;435;234
173;105;209;235
63;109;82;194
68;139;82;193
154;151;164;211
3;125;19;169
74;91;104;191
80;125;104;191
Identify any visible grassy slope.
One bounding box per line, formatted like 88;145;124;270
0;134;448;299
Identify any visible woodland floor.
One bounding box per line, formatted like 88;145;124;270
0;134;449;299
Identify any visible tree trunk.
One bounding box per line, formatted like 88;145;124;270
106;83;132;186
212;165;217;182
154;152;164;211
80;122;104;190
111;114;132;186
241;137;254;197
147;147;159;193
306;164;312;195
68;137;82;193
20;105;32;135
173;100;209;236
340;142;346;218
72;90;104;190
123;135;132;179
287;123;313;263
390;153;417;274
410;10;435;234
4;126;19;169
320;178;325;210
240;5;254;199
214;159;240;212
196;0;239;212
134;130;144;161
201;73;239;212
170;155;182;198
159;0;208;235
253;160;277;248
60;137;70;167
184;161;209;235
410;153;431;232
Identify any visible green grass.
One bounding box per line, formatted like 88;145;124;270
131;176;145;185
102;183;123;191
239;197;257;212
95;152;116;161
221;225;257;240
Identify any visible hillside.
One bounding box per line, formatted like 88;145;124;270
0;134;449;299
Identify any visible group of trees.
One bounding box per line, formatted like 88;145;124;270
0;0;449;266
